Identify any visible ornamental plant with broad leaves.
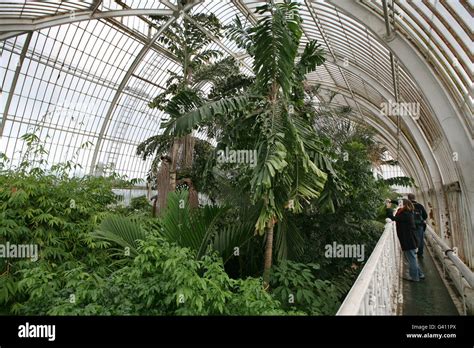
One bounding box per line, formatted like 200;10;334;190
160;0;334;283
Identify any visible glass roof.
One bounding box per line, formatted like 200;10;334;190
0;0;472;180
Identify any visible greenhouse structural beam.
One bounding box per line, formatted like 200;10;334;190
0;32;32;137
0;9;174;39
328;0;473;265
88;0;202;174
325;57;445;199
314;82;433;202
315;78;446;231
303;0;366;121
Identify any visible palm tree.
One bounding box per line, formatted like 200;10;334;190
137;12;251;214
162;1;330;284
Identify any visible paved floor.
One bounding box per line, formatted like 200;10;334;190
401;247;459;315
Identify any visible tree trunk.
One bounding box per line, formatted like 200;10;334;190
169;140;181;191
179;177;199;208
157;135;197;215
263;218;275;288
157;158;171;215
152;196;158;217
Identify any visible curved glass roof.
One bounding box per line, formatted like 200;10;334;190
0;0;472;181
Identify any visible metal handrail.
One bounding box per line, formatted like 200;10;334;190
337;220;402;315
425;226;474;288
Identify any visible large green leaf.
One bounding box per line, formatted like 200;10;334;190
296;40;325;78
92;215;146;258
163;95;250;136
253;1;302;98
159;190;227;259
274;214;305;262
212;219;256;264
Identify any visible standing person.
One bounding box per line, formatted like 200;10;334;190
386;198;425;282
408;193;428;258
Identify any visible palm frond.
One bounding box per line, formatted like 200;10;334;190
213;219;256;264
92;215;147;258
163;95;251;136
382;176;415;187
159;190;228;259
253;1;302;97
274;214;305;262
163;88;203;118
226;15;255;54
136;133;174;161
296;40;325;78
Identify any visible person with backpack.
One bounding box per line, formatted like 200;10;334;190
408;193;428;258
386;198;425;281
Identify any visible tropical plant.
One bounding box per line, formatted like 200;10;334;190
155;190;258;264
14;235;287;315
269;260;343;315
137;11;252;214
92;215;147;259
161;1;331;283
0;134;146;313
128;195;151;212
382;176;415;187
295;121;394;276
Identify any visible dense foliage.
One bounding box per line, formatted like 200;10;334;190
0;1;411;316
0;162;287;315
14;236;286;315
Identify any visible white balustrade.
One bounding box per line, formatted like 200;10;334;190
336;221;402;315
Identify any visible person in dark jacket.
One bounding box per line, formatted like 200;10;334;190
386;198;425;282
408;193;428;258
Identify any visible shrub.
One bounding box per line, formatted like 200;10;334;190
269;261;345;315
14;236;286;315
129;195;150;212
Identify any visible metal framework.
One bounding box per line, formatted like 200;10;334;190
0;0;472;265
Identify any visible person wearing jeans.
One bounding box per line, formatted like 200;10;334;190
386;198;425;281
404;249;424;281
408;193;428;258
415;225;425;257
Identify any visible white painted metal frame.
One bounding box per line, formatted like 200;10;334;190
425;225;474;315
0;9;174;38
327;0;473;265
337;221;402;315
88;0;202;173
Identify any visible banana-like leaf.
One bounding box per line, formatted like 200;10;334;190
163;95;250;137
253;1;302;97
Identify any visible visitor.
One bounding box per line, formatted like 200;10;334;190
407;193;428;258
386;198;425;282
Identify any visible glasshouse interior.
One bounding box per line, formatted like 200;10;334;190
0;0;472;317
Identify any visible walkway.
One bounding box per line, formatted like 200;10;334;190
336;221;471;315
401;247;458;315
